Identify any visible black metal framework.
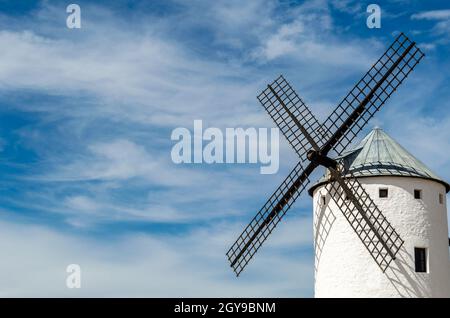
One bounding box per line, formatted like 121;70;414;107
257;75;323;160
321;33;425;156
327;166;404;272
226;161;317;276
227;33;424;276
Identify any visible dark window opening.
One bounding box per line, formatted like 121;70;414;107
321;195;326;205
379;188;388;198
439;193;444;205
414;189;422;200
414;247;427;273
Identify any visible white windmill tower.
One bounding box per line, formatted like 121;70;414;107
226;33;450;298
309;127;450;297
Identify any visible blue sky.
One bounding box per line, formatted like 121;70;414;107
0;0;449;296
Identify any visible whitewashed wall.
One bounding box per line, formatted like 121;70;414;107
312;176;450;297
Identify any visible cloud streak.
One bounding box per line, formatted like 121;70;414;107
0;215;313;297
411;10;450;21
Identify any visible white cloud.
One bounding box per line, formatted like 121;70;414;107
31;138;184;185
85;139;158;180
14;137;294;226
434;20;450;35
411;10;450;20
386;114;450;181
0;217;313;297
0;0;381;133
256;21;304;60
248;0;380;68
331;0;362;15
418;43;436;51
0;29;234;126
410;10;450;44
0;1;326;228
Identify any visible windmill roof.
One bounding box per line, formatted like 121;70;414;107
308;127;450;195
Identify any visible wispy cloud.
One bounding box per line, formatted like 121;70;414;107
411;10;450;20
331;0;362;15
0;216;313;297
410;9;450;42
0;0;381;228
249;0;380;68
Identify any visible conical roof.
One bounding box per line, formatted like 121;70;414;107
308;127;449;195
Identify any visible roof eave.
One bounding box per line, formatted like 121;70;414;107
308;174;450;197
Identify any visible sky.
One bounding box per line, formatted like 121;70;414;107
0;0;449;297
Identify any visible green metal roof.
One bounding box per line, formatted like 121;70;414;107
308;127;450;195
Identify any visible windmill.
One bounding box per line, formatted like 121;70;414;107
226;33;426;277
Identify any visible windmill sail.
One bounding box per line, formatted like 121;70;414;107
257;75;324;159
226;161;317;276
327;167;404;272
321;33;425;156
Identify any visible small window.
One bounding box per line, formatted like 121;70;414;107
379;188;388;198
414;247;427;273
439;193;444;205
321;195;326;205
414;189;422;200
